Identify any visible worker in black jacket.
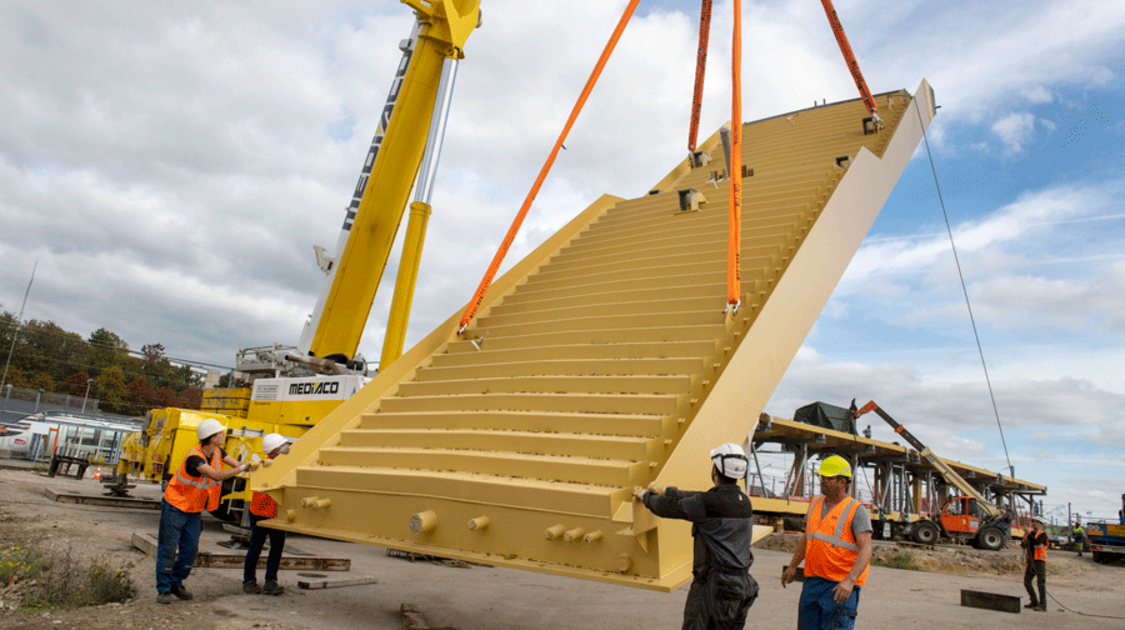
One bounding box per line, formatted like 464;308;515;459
1022;518;1048;611
635;443;760;630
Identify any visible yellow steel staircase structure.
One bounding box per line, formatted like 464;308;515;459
254;80;936;591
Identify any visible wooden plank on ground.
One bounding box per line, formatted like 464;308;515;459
131;532;350;571
298;575;378;590
960;589;1021;614
44;487;160;509
133;532;158;555
195;552;350;571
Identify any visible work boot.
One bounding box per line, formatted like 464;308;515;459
1024;600;1038;609
243;580;261;594
170;583;193;600
1035;604;1047;612
262;580;284;596
156;592;174;604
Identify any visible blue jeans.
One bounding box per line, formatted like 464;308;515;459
798;576;861;630
243;513;286;584
156;499;202;594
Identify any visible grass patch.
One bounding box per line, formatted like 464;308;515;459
872;552;920;571
1;543;135;609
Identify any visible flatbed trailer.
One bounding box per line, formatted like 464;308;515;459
1086;522;1125;564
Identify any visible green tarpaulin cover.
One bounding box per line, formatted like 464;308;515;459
793;401;857;435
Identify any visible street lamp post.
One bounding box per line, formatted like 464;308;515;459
81;378;94;414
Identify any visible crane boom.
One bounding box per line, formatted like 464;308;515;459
856;400;1005;519
301;0;480;363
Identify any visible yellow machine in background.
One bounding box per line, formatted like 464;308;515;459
108;0;480;514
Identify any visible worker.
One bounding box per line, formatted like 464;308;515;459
862;425;871;439
156;418;249;604
1072;517;1085;557
634;443;759;630
1023;517;1048;611
243;433;290;595
781;455;872;630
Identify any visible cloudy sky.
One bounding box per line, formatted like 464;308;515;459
2;1;1122;521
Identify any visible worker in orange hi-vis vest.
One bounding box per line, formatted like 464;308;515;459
156;418;249;604
242;433;290;596
1022;517;1049;611
782;455;873;630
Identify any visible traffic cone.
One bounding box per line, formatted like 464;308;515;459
93;466;101;481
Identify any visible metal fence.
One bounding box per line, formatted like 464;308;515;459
1;384;99;414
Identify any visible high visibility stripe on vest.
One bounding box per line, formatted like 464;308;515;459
164;446;222;513
806;496;861;552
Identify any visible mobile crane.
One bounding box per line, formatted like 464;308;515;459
107;0;482;516
855;400;1013;550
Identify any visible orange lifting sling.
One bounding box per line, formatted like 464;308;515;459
459;0;642;333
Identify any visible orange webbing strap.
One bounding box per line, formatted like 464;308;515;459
687;0;714;153
458;0;642;333
819;0;880;123
726;0;743;311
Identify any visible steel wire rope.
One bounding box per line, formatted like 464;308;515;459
1046;589;1125;620
912;99;1014;479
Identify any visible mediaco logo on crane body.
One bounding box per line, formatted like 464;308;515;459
288;381;341;396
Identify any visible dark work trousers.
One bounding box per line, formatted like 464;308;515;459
243;513;286;584
1023;559;1046;606
681;569;759;630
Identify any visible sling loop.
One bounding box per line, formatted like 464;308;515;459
687;0;714;153
458;0;642;333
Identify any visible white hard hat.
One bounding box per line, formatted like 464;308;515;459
710;443;748;479
262;433;288;455
197;418;226;441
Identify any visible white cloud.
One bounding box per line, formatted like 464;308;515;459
991;112;1036;154
1020;86;1054;104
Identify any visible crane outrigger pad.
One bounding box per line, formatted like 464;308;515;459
253;81;936;591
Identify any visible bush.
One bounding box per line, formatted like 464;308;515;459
0;544;134;609
873;552;920;571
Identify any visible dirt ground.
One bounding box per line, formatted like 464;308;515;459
1;467;1123;630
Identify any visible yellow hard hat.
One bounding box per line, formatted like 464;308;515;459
819;455;852;479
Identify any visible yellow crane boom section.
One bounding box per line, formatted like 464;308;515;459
309;0;480;361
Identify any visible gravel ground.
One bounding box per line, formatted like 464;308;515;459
1;466;1123;630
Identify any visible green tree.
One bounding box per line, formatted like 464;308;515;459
88;328;128;379
95;365;129;414
28;372;55;393
19;319;88;387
